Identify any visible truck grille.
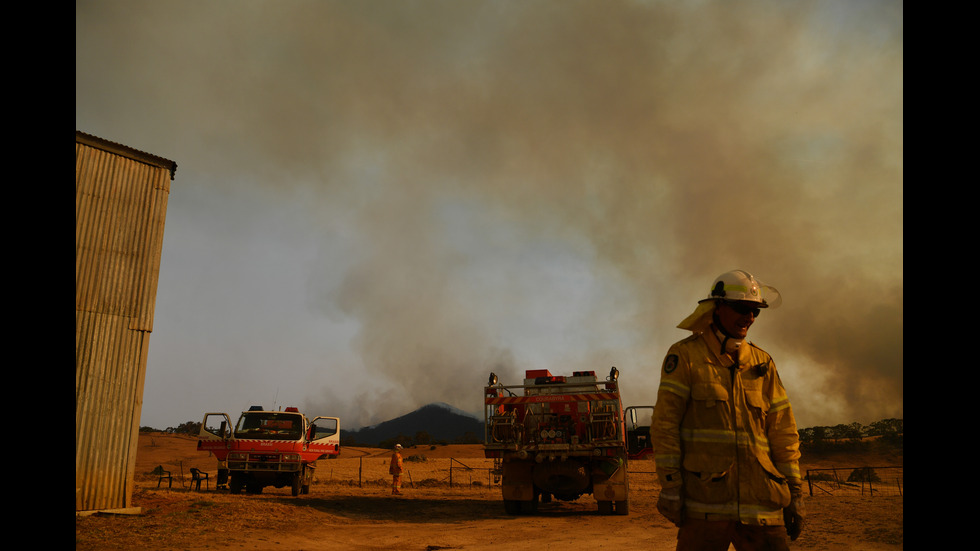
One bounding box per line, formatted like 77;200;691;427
229;453;300;472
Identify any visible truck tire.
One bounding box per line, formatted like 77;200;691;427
301;464;313;494
503;499;522;515
291;473;301;496
597;500;613;515
520;499;538;514
614;498;629;515
615;469;630;514
230;476;244;495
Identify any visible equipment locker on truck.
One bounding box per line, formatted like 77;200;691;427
484;367;652;515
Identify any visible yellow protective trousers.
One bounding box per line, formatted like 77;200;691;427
677;518;790;551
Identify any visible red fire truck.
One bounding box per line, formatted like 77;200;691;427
484;367;651;515
197;406;340;496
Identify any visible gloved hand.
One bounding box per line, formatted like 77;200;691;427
783;493;805;541
657;486;683;526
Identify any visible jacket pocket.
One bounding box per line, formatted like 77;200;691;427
682;454;735;504
751;451;791;509
744;389;770;427
692;382;729;408
744;389;769;411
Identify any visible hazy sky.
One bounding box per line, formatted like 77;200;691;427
76;0;903;431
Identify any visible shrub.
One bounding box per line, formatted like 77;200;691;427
847;467;881;483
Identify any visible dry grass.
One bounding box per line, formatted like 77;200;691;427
75;433;903;550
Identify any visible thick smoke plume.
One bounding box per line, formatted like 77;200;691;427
77;1;902;429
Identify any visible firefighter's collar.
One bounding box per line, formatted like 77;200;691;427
678;300;715;332
712;324;744;356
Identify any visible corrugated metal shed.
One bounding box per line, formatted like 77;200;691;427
76;131;177;514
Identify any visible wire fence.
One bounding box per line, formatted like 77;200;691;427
311;455;661;490
202;453;902;499
805;466;903;497
312;455;502;489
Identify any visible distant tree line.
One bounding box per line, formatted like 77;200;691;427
141;418;903;451
798;418;902;451
343;430;483;449
798;418;902;442
139;423;484;446
139;421;201;435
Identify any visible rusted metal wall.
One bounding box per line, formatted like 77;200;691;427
75;131;176;513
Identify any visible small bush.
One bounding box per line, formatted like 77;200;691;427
847;467;881;483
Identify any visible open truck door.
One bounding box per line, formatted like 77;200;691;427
625;406;654;460
198;413;233;488
307;416;341;459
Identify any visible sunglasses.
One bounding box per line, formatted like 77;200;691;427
726;302;761;317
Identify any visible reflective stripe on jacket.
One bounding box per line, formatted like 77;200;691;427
651;329;801;525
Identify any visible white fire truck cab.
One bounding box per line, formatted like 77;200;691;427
197;406;340;496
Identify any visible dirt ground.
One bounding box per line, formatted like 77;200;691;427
75;433;903;550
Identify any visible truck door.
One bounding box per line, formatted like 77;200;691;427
308;416;341;458
625;406;654;459
199;413;233;441
197;412;234;486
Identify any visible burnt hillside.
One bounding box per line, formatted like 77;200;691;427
341;402;483;446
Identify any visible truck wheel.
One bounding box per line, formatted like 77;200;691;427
230;476;244;495
291;473;301;496
520;499;538;514
597;500;613;515
301;464;314;494
615;469;630;514
503;499;521;515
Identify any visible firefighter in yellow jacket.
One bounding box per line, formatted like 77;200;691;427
390;444;404;495
651;270;805;550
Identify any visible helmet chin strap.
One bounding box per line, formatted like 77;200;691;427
712;313;743;356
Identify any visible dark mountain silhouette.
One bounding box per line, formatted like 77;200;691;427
341;402;484;446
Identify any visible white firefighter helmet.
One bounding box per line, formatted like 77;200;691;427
701;270;782;308
395;444;402;450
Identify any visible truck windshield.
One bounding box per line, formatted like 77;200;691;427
234;412;304;440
